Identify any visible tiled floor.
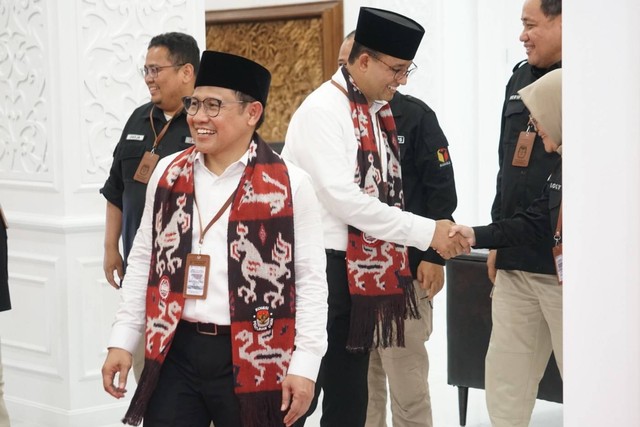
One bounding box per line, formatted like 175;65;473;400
8;295;562;427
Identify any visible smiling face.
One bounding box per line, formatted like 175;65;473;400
354;52;411;103
186;86;262;174
144;46;190;116
520;0;562;68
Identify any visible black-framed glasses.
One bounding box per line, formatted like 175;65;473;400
370;55;418;80
182;96;247;118
140;63;185;78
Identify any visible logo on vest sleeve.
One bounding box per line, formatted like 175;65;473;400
437;148;451;167
253;306;274;331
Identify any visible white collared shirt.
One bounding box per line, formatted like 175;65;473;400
281;69;436;251
108;149;328;381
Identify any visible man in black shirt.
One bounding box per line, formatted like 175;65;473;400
100;32;199;379
486;1;562;426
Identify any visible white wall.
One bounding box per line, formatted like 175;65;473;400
0;1;205;426
564;1;640;425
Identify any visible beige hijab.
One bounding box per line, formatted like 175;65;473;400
519;69;562;150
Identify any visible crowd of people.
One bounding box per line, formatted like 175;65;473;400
1;1;563;427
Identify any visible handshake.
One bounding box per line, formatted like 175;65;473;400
430;220;476;260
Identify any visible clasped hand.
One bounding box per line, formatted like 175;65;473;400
431;220;475;259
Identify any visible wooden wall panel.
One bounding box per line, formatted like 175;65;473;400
206;1;343;143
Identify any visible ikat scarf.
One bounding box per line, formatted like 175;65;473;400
123;135;295;427
340;66;418;352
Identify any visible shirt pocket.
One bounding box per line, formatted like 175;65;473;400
120;142;147;183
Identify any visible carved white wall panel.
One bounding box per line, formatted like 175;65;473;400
0;0;52;182
74;256;121;382
80;0;194;184
0;251;61;378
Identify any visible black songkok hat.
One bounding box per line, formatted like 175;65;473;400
354;7;425;61
195;51;271;106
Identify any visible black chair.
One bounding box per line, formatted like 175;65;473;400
446;251;562;426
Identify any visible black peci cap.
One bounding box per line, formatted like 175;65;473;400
354;7;425;60
195;51;271;106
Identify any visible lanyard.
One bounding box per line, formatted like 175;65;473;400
149;106;181;153
193;190;236;253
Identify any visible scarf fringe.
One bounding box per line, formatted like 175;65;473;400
238;390;285;427
346;277;419;352
122;359;162;426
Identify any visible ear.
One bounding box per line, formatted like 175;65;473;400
246;101;264;127
357;53;371;72
181;63;195;83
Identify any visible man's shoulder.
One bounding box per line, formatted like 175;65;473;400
390;92;434;116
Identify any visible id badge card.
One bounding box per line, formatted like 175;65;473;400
133;151;160;184
183;253;210;299
512;131;536;167
552;244;563;285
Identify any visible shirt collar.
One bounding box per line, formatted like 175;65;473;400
331;68;388;112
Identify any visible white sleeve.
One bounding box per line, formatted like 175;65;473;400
286;167;328;381
107;159;168;353
283;102;435;250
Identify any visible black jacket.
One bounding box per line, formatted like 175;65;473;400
477;158;561;250
100;102;192;267
0;209;10;312
391;92;457;275
491;61;561;275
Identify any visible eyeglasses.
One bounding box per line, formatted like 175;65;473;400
182;96;247;118
140;63;185;78
370;55;418;80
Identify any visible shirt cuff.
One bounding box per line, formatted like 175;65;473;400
108;324;143;354
287;349;323;382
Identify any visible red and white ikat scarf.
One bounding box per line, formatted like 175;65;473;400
123;136;295;427
340;66;418;352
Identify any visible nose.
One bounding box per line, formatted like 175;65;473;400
397;73;409;85
519;28;528;42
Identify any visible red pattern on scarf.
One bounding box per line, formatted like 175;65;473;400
340;66;418;352
123;136;295;427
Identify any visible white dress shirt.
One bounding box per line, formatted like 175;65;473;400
108;148;328;382
282;69;436;251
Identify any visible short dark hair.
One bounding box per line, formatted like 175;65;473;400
148;32;200;74
347;40;378;65
235;91;265;129
540;0;561;18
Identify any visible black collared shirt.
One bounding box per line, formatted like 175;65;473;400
391;92;457;274
100;102;192;267
490;61;561;274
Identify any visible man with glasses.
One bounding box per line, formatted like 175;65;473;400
282;7;468;426
101;50;328;427
338;32;457;427
100;32;199;380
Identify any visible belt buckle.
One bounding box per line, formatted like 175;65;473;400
196;322;218;336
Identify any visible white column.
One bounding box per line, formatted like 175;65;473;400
564;1;640;425
0;1;204;426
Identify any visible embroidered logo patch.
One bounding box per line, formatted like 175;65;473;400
437;148;451;167
159;276;171;299
253;306;274;331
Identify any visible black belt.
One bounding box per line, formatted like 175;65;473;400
179;320;230;336
325;249;346;257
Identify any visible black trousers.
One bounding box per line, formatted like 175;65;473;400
143;322;242;427
294;252;370;427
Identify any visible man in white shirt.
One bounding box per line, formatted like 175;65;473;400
282;7;468;427
101;50;328;427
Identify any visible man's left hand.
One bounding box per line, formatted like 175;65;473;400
281;374;315;426
416;261;445;300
